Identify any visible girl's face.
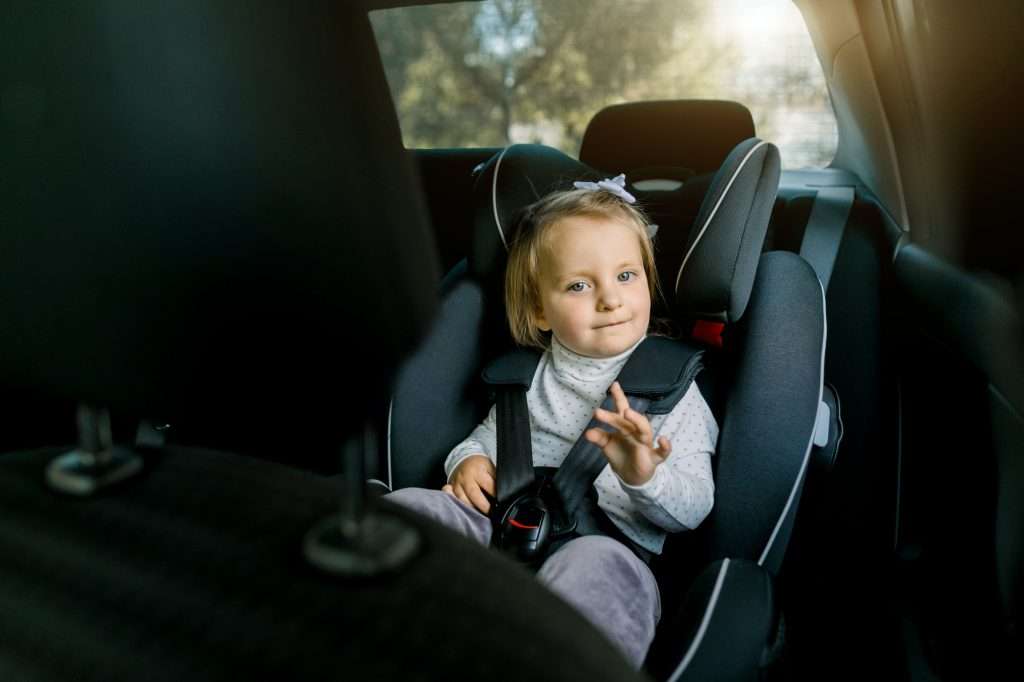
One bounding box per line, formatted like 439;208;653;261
534;213;651;358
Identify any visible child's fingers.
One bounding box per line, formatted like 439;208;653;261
450;483;472;508
655;436;672;459
466;483;491;515
623;407;653;443
584;426;611;448
594;406;639;436
609;381;630;415
476;469;496;498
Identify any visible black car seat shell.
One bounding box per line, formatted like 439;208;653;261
579;100;760;319
389;139;828;680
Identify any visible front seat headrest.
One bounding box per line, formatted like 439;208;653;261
579;100;756;176
0;3;439;430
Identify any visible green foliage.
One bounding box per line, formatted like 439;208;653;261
370;0;837;167
372;0;736;152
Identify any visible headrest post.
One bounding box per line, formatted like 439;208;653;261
45;404;144;495
304;419;422;577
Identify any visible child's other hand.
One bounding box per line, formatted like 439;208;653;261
443;454;496;515
586;381;672;486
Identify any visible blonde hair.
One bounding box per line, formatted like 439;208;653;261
505;188;661;349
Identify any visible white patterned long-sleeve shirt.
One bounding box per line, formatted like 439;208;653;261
444;336;717;555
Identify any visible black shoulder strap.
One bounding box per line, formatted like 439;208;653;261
484;338;704;524
482;347;543;502
551;393;651;535
553;337;704;534
495;389;534;501
615;336;705;414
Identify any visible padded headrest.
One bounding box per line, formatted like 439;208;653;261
579;100;756;176
673;138;781;322
469;140;779;328
0;3;439;429
470;144;602;281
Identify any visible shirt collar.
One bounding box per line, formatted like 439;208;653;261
549;335;645;384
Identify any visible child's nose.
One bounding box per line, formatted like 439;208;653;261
597;288;622;311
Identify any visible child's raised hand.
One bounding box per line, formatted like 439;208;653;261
442;454;496;515
585;381;672;486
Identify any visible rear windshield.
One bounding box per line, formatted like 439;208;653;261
370;0;836;169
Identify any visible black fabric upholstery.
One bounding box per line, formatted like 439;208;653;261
646;558;778;681
674;138;782;323
389;275;490;491
415;148;502;274
615;337;705;415
0;446;643;681
480;336;704;415
579;100;756;176
700;252;824;573
0;2;438;437
469;144;601;286
482;348;545;388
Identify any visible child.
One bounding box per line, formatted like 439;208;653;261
388;177;717;667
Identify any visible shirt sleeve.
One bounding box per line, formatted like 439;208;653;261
615;383;718;532
443;403;498;482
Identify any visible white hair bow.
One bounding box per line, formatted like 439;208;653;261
572;173;636;204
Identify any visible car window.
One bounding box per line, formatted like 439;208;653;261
370;0;837;169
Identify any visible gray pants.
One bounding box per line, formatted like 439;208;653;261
386;487;661;667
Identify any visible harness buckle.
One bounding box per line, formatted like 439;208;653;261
497;493;551;562
494;473;577;563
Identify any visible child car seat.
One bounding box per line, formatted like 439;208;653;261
388;140;828;681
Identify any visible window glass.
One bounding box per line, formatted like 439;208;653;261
370;0;837;169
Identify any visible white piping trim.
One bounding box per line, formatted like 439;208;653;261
757;276;827;567
386;399;394;491
492;146;512;250
674;141;769;295
668;558;731;681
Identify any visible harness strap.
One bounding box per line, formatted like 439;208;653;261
552;393;651;536
485;336;704;563
495;388;535;502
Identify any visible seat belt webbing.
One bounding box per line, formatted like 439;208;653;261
552;394;650;535
495;388;535;502
495;387;651;530
799;185;855;290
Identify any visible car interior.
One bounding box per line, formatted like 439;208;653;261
2;1;1022;681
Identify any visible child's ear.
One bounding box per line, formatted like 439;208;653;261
533;306;551;332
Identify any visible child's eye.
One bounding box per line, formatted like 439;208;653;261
618;271;638;282
567;281;589;293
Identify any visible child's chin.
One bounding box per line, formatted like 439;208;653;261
587;336;642;358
